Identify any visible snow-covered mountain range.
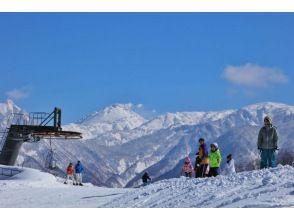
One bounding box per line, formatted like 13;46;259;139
0;100;293;187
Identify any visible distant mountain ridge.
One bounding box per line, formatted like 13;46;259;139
0;100;293;187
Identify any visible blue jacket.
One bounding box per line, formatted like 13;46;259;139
75;163;84;173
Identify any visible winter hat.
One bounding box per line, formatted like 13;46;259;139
227;154;232;159
211;143;219;149
198;138;205;142
264;116;272;124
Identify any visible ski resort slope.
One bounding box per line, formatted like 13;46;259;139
104;165;294;208
0;166;129;208
1;165;294;208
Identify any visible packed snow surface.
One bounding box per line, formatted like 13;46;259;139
1;165;294;208
0;165;128;208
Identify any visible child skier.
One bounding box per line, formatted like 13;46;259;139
64;162;76;185
181;156;193;177
208;143;222;177
222;154;236;175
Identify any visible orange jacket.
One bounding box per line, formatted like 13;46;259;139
66;165;74;175
198;145;209;165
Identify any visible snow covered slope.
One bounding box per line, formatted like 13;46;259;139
72;103;147;140
0;99;24;128
104;165;294;208
0;165;129;208
0;100;293;188
1;165;294;208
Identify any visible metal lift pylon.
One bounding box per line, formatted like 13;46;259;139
0;107;82;166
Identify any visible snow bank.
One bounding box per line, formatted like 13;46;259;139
103;165;294;208
1;165;294;207
0;165;57;186
9;167;57;183
0;165;128;208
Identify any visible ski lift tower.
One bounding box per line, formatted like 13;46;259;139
0;107;82;166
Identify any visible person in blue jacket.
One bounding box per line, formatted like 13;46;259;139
75;160;84;186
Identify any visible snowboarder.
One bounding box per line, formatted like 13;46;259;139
208;143;222;177
74;160;84;186
222;154;236;175
257;116;279;169
181;156;193;177
142;172;151;186
64;162;76;185
195;138;209;178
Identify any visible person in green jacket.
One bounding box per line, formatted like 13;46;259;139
257;116;279;169
208;143;222;177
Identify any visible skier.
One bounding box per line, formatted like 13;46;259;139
222;154;236;175
64;162;76;185
142;172;151;186
181;156;193;177
195;138;209;178
208;143;222;177
257;116;279;169
74;160;84;186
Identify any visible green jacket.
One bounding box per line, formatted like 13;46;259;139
209;149;222;168
257;126;278;150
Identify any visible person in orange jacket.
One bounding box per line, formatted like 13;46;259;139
195;138;210;178
64;162;76;185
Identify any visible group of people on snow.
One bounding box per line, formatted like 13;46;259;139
62;115;279;186
181;139;236;178
179;115;279;178
143;115;279;184
64;160;84;186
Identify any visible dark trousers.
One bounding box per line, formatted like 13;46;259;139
208;167;219;177
185;172;192;177
195;164;209;178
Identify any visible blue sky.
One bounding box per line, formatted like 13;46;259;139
0;13;293;123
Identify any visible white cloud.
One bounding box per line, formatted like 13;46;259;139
6;87;31;100
222;63;288;88
136;104;143;108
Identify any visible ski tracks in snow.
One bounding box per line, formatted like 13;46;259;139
103;165;294;208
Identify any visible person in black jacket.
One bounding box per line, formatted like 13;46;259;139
142;172;151;186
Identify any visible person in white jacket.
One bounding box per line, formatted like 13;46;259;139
222;154;236;175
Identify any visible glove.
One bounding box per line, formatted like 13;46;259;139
274;146;279;151
258;147;262;153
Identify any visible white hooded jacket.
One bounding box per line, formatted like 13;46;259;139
222;158;236;175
